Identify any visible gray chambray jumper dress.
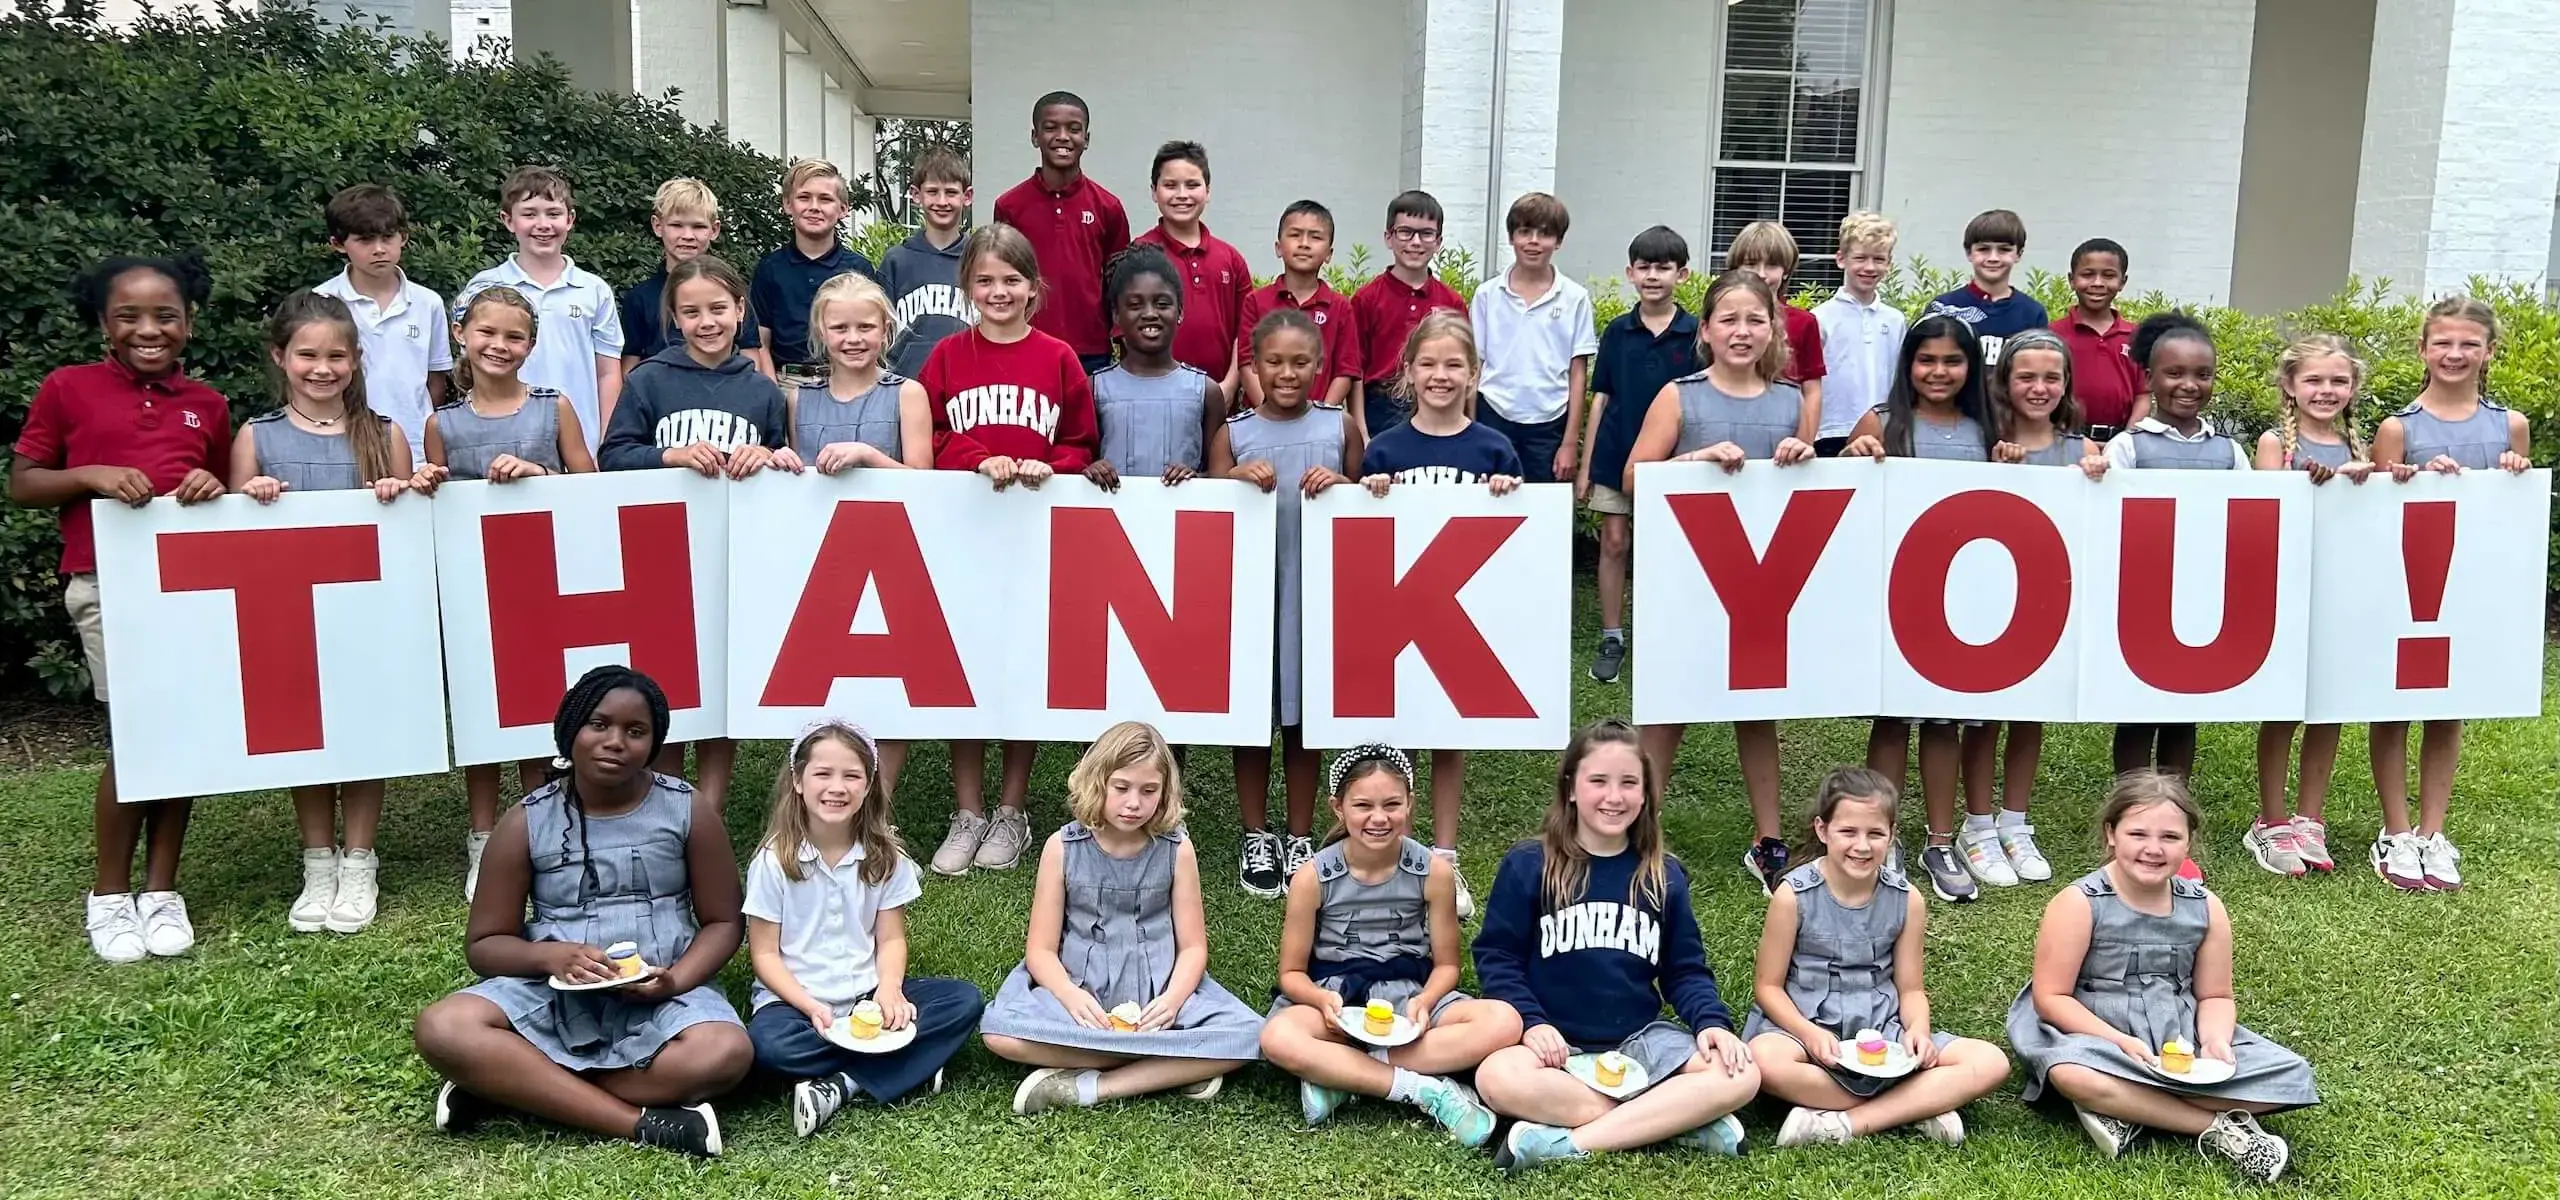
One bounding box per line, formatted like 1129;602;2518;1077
1671;372;1805;459
1093;362;1218;478
1740;861;1956;1098
460;774;744;1071
432;388;565;480
2008;868;2317;1111
2126;426;2241;469
793;373;908;461
2395;398;2512;469
1226;403;1348;727
1266;837;1467;1022
248;410;392;491
2285;435;2353;473
2016;433;2090;467
980;823;1265;1060
1882;405;1992;462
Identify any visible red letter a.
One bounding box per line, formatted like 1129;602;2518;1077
485;503;701;726
762;500;975;708
1332;515;1534;719
1047;507;1235;712
2117;497;2281;693
159;525;382;755
1665;489;1855;689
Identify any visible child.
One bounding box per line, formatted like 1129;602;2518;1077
1472;719;1759;1173
2052;238;2144;437
427;285;597;898
2368;296;2533;892
455;166;622;453
1991;328;2089;468
1209;309;1360;898
979;721;1263;1112
1624;270;1819;893
1812;211;1907;457
1925;209;2048;365
622;178;766;376
1841;314;1998;903
1580;226;1699;686
1350;190;1469;439
600;254;790;813
1083;245;1221;492
786;273;935;475
993;91;1131;375
11;253;231;963
879;145;976;377
920;222;1100;876
1260;744;1521;1145
744;721;985;1136
1724;221;1828;429
2247;334;2373;878
2009;770;2316;1181
1131;140;1250;393
412;666;751;1158
233;292;423;936
752;158;877;387
315;183;451;463
1470;192;1596;486
2103;312;2248;795
1235;200;1362;410
1744;767;2008;1147
1355;311;1523;917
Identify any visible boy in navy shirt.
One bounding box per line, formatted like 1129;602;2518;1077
879;145;976;376
751;158;877;386
1925;208;2048;364
622;178;765;374
1578;226;1697;685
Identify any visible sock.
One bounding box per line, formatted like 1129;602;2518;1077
1962;813;1995;836
1432;845;1457;859
1601;627;1623;644
1072;1069;1101;1106
1996;809;2028;828
1387;1067;1424;1103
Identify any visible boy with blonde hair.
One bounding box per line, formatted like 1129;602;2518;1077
1724;221;1826;426
1811;211;1905;455
752;157;878;386
622;178;766;373
455;165;623;450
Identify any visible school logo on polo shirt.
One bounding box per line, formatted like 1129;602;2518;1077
182;411;201;429
568;304;588;320
1313;311;1328;326
945;384;1063;440
405;323;421;340
1082;211;1096;226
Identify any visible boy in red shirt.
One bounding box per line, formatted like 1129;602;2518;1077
1235;200;1361;410
10;253;232;964
1350;190;1468;438
2052;236;2145;437
1725;221;1826;419
1133;140;1251;401
992;91;1130;375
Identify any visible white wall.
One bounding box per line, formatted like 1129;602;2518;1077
723;2;782;156
785;40;825;163
1880;0;2258;303
1554;0;1715;284
631;0;720;127
971;0;1407;278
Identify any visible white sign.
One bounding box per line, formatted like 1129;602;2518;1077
1876;460;2088;721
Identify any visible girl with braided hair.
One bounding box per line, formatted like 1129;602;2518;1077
1258;743;1520;1147
413;666;751;1158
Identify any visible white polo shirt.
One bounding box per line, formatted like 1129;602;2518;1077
1812;290;1906;439
1471;269;1598;424
314;269;452;460
741;840;922;1013
455;255;623;452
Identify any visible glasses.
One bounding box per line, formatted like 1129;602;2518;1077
1388;227;1441;243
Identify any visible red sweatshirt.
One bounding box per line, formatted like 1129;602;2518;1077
922;326;1098;471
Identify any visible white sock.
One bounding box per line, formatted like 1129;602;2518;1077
1386;1067;1426;1103
1072;1069;1101;1106
1601;627;1624;643
1996;809;2028;828
1962;813;1995;835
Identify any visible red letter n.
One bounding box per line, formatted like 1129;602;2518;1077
1047;507;1235;712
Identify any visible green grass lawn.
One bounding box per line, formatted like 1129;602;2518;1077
0;608;2552;1199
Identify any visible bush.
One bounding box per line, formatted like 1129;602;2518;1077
0;2;850;696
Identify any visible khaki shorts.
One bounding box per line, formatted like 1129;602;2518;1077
66;573;107;702
1585;482;1633;515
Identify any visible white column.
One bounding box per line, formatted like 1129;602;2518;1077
633;0;721;128
2350;0;2560;294
508;0;631;95
784;35;825;163
824;82;856;182
723;1;783;156
1402;0;1565;280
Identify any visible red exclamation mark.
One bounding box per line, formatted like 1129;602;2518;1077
2395;501;2456;689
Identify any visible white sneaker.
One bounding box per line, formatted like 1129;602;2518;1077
972;807;1031;870
1775;1106;1854;1147
2419;833;2463;892
1434;847;1475;919
1914;1110;1965;1145
2371;830;2428;892
2197;1110;2289;1182
1282;835;1316;883
1958;826;2019;888
85;892;146;964
137;890;194;957
2244;821;2307;877
289;847;339;932
931;811;989;876
463;831;492;901
329;848;380;933
2075;1105;2134;1159
1996;822;2052;882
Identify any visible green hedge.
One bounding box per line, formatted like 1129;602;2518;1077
0;3;851;696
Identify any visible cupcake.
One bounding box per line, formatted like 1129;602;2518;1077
1109;1002;1143;1032
605;940;648;979
1593;1051;1631;1088
2159;1039;2194;1074
1855;1029;1889;1067
1363;999;1397;1037
846;1000;884;1041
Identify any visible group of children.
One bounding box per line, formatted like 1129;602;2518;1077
403;668;2317;1183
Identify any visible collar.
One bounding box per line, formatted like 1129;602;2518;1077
100;355;188;393
2130;415;2214;442
1145;221;1214;254
1631;306;1697;340
2066;307;2128;336
793;839;869;868
1269;278;1340;307
1497;269;1567;308
1377;271;1442;297
1964;282;2013;305
316;268;415;312
1824;289;1891;314
1027;170;1089;199
787;240;852;268
496;254;583;289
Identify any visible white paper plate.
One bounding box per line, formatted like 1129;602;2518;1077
2145;1055;2237;1086
547;968;654;992
1835;1040;1920;1079
1333;1008;1422;1048
823;1015;919;1053
1566;1053;1649;1099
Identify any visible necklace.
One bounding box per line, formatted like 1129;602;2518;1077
287;400;343;428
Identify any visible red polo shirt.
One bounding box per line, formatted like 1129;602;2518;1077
993;171;1131;358
2053;309;2143;427
1352;271;1469;384
1237;278;1363;381
1782;303;1828;385
13;359;233;575
1133;222;1251;379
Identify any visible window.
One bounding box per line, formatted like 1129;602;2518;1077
1709;0;1879;291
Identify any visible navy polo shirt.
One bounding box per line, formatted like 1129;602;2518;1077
1588;306;1700;493
749;242;880;367
620;268;762;363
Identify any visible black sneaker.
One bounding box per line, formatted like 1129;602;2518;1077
433;1081;492;1135
1921;842;1980;904
633;1102;723;1157
1589;636;1627;684
1743;837;1790;894
1284;834;1316;882
792;1072;856;1138
1239;829;1284;898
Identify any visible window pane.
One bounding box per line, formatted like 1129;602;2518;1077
1723;0;1796;72
1711;168;1787;262
1789;80;1861;164
1718;72;1790;162
1792;0;1868;78
1782;170;1855;288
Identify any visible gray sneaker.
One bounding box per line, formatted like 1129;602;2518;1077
2076;1105;2135;1159
1589;635;1627;684
974;807;1032;870
1921;842;1979;904
2198;1110;2288;1181
931;811;989;876
1012;1067;1084;1115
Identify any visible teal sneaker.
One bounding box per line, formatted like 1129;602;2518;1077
1412;1077;1496;1148
1300;1079;1352;1125
1496;1122;1586;1174
1681;1113;1747;1157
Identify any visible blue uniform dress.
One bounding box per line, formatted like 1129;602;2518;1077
247;410;391;491
1093;362;1218;477
792;373;909;461
1226;404;1348;727
2394;398;2512;470
1740;861;1956;1097
1266;837;1468;1022
1670;372;1805;460
432;388;566;480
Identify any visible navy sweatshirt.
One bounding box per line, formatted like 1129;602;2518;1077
597;345;789;471
878;229;975;378
1471;841;1731;1046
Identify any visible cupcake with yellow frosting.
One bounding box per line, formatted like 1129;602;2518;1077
2159;1039;2194;1074
845;1000;884;1041
1363;999;1397;1037
1593;1051;1631;1088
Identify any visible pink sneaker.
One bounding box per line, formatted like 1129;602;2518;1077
2243;821;2306;877
2288;817;2334;873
